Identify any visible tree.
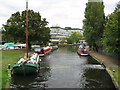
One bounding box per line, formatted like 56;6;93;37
67;32;83;44
102;4;120;53
2;10;50;47
83;0;105;51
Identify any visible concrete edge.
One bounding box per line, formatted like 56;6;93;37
89;53;120;90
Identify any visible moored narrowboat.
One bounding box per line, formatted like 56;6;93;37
77;48;89;56
35;46;52;56
12;53;41;75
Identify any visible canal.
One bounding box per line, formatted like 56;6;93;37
10;47;116;89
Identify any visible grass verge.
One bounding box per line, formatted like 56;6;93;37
108;67;120;88
0;49;2;90
2;49;25;88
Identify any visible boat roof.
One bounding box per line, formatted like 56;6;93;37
4;43;15;47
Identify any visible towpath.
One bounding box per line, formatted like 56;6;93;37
89;51;120;89
89;51;120;68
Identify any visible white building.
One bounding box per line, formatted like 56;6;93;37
50;26;83;44
64;27;83;34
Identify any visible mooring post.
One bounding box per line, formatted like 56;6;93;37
8;64;12;77
8;64;11;69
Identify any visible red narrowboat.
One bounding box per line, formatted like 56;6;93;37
35;46;52;56
77;48;89;56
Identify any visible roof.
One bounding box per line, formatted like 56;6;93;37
50;26;83;31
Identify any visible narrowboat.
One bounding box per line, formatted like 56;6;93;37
77;48;89;56
12;53;41;75
51;45;58;51
35;46;52;56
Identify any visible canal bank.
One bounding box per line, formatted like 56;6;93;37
89;51;120;90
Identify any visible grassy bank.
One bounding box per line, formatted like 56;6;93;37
0;50;2;90
2;49;25;88
108;67;120;89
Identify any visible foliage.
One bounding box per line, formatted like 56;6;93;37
83;1;105;50
102;4;120;53
60;40;67;44
2;10;50;46
67;32;83;44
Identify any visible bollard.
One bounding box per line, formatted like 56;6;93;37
113;70;115;72
8;64;12;77
8;64;11;70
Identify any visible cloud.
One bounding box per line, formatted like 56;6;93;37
104;0;119;15
39;0;87;28
0;0;119;29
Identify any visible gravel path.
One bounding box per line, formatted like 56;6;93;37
89;51;120;68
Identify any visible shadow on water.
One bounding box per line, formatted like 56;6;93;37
82;56;116;89
60;46;79;52
10;75;37;88
83;69;116;89
87;56;101;64
10;47;116;89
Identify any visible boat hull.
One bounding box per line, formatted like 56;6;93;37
35;46;52;57
77;51;89;56
51;46;58;52
13;63;39;75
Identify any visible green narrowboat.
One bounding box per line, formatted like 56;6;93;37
12;53;41;75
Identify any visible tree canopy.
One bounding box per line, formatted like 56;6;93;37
2;10;50;46
102;4;120;53
83;1;120;57
67;32;83;44
83;1;105;51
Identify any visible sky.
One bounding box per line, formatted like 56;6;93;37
0;0;119;29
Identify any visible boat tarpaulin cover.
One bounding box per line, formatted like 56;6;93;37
4;43;15;47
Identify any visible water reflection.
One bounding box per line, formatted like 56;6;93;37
31;56;51;88
66;46;79;52
87;56;102;64
11;75;37;88
83;69;116;89
10;47;116;89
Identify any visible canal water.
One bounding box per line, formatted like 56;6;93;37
10;47;116;89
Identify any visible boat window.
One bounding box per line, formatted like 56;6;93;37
34;48;41;52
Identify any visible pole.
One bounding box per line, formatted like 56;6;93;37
26;0;29;58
